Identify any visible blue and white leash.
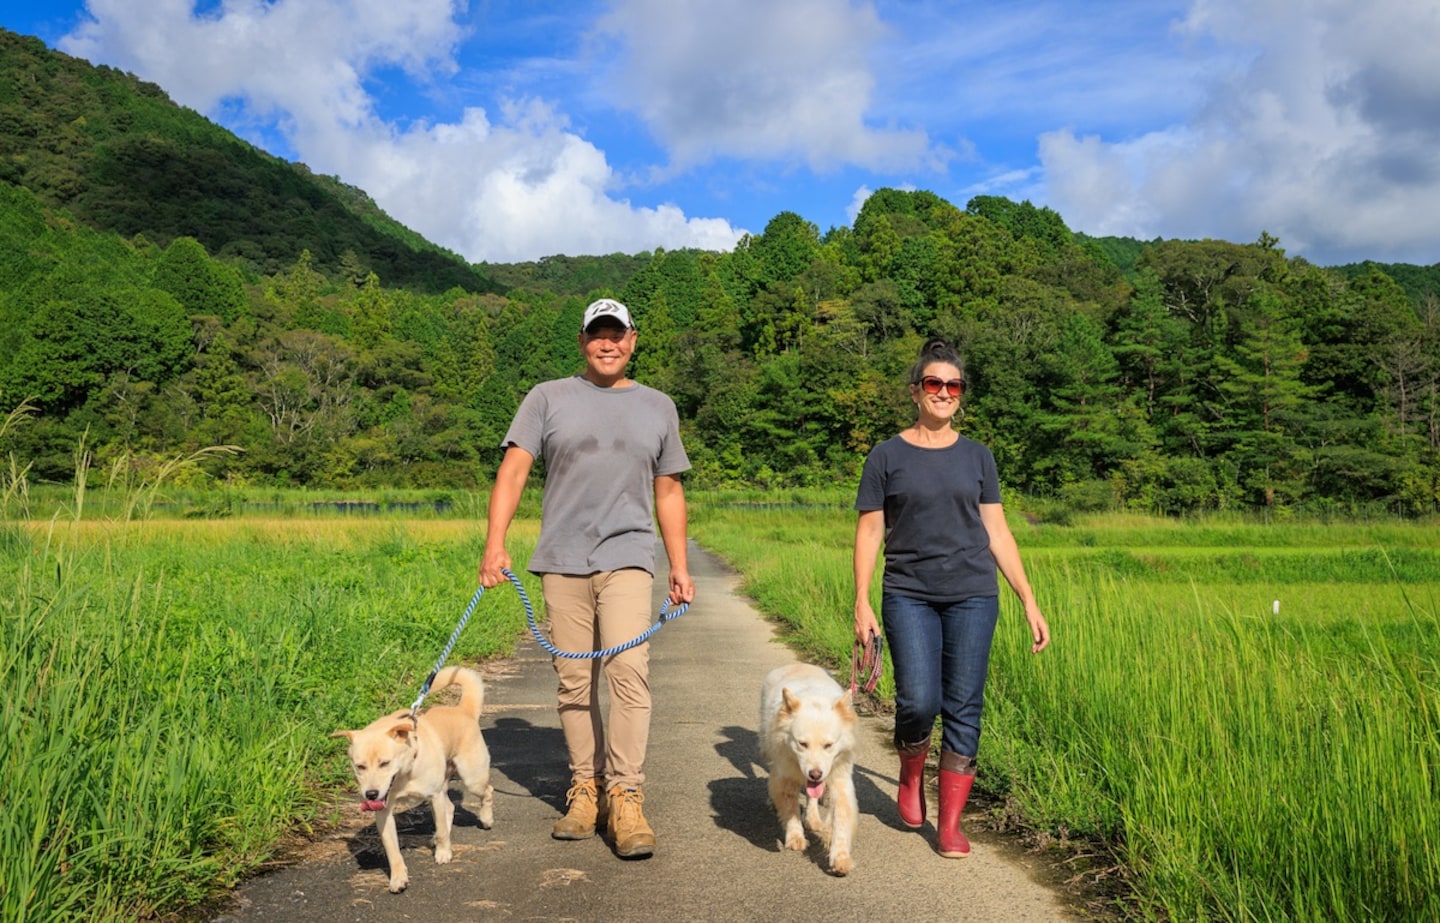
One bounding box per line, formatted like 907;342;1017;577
409;582;487;715
409;567;691;715
511;567;691;660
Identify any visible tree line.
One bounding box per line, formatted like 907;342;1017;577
2;177;1438;514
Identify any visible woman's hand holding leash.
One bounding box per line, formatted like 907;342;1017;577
854;600;880;647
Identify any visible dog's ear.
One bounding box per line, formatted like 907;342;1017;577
834;691;856;721
780;687;800;716
331;730;355;741
386;721;416;744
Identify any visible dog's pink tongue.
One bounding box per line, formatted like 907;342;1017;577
361;800;386;812
806;781;825;800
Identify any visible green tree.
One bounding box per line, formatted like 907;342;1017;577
1032;311;1130;486
3;284;190;412
965;195;1073;258
152;235;246;323
752;212;821;286
263;249;326;328
346;271;394;349
1212;290;1316;505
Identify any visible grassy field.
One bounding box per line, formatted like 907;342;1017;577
691;500;1440;922
1;511;539;921
2;487;1438;921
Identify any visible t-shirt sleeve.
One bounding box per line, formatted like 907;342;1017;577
501;387;547;457
655;397;691;476
854;446;886;511
979;445;1002;504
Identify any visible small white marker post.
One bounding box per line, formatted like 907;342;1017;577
1272;599;1280;615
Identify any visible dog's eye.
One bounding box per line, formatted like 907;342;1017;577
379;760;391;768
355;763;367;770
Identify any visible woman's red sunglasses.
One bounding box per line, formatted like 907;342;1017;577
919;376;963;397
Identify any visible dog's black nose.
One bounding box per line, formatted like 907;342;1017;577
365;789;380;800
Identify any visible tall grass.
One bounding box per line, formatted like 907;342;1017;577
5;472;1436;920
983;573;1440;921
691;500;1440;922
0;398;37;521
0;516;537;921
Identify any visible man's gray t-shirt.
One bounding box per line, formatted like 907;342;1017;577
502;375;690;576
854;435;1002;603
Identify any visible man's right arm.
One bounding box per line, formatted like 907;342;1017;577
479;446;535;587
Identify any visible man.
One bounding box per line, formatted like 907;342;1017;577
479;297;695;859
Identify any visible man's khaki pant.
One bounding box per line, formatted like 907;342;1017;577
542;570;654;789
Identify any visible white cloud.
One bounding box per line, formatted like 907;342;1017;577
593;0;945;173
63;0;463;126
846;186;874;224
59;0;744;262
331;102;743;262
1037;0;1440;264
47;0;1440;266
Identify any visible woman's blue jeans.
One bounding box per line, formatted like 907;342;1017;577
881;591;999;759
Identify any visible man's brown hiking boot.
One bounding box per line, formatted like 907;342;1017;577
605;785;655;858
552;778;607;840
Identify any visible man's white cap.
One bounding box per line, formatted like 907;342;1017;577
582;298;635;332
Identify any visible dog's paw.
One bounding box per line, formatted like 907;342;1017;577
478;786;495;828
829;851;854;877
434;843;453;864
388;870;410;893
783;829;807;852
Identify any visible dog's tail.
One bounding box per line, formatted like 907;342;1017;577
430;665;485;720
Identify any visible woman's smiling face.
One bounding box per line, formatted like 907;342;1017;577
911;361;963;421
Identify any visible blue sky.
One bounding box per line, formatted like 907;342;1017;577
7;1;1440;266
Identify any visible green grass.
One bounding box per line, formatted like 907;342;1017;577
4;485;1438;921
691;499;1440;922
1;517;537;921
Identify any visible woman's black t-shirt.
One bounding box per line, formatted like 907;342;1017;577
854;435;1002;603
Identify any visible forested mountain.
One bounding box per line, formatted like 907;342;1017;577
481;252;657;296
0;29;497;294
1332;260;1440;309
1;29;1437;514
1084;230;1440;305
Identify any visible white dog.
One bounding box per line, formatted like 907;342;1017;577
759;663;859;876
332;665;495;892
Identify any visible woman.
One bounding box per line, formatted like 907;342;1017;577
853;338;1050;858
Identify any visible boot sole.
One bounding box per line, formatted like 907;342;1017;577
552;829;597;840
615;841;655;859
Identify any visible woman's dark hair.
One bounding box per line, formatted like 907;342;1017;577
907;338;966;388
